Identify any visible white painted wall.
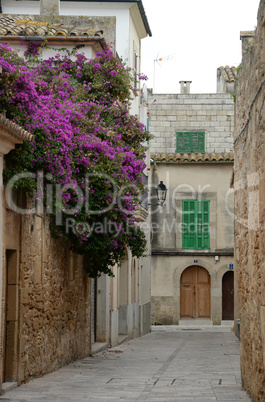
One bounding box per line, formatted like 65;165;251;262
128;10;140;117
61;3;131;64
0;41;96;61
2;1;131;64
2;0;40;14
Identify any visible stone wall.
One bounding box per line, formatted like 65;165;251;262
2;199;91;385
234;0;265;400
149;93;234;154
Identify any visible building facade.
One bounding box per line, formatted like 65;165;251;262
149;80;235;325
1;0;152;121
0;2;152;392
234;0;265;400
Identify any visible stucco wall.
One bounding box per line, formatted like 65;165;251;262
60;3;130;61
234;0;265;400
151;163;234;252
150;161;234;326
151;255;234;325
2;0;40;14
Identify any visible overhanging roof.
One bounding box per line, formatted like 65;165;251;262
0;114;33;154
61;0;152;37
151;152;234;163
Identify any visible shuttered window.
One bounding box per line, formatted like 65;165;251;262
182;200;210;250
176;132;205;153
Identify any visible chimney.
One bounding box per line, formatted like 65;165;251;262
40;0;60;15
240;31;255;56
179;81;192;94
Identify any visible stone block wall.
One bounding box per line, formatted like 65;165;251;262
149;93;234;154
2;202;91;385
234;0;265;400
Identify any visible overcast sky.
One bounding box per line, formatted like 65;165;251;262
141;0;261;94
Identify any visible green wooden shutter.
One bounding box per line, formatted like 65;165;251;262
183;133;190;152
182;200;196;249
189;201;196;248
182;200;190;248
197;200;203;249
182;200;209;250
177;132;190;152
177;132;191;152
197;132;205;152
196;200;210;249
176;132;184;152
202;200;210;249
191;132;198;152
177;132;205;153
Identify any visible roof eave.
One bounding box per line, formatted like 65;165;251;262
60;0;152;37
0;35;106;47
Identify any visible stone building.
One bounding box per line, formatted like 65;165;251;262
0;2;152;393
0;17;104;394
0;116;34;394
234;0;265;400
149;78;235;325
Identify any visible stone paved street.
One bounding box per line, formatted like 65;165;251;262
0;327;251;401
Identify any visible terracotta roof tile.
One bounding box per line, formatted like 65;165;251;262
151;152;234;163
0;114;34;141
217;66;237;83
0;15;104;39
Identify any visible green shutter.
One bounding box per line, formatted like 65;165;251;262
201;200;210;249
197;132;205;152
177;132;205;153
182;200;190;248
182;200;209;250
183;133;190;152
176;132;184;152
191;132;198;151
197;200;203;249
177;132;191;152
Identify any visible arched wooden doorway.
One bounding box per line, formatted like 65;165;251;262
222;271;234;320
180;266;211;318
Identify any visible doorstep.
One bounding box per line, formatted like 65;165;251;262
118;334;128;344
91;342;108;355
179;319;214;326
1;382;18;395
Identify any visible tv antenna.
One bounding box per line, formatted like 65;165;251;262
153;53;175;93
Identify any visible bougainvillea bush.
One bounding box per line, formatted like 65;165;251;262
0;43;150;277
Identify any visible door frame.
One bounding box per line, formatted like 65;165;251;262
222;270;234;320
180;265;211;319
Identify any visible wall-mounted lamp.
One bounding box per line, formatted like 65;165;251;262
148;181;167;206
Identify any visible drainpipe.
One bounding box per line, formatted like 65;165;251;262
0;0;2;14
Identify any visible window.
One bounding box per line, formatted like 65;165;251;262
182;200;210;250
176;132;205;153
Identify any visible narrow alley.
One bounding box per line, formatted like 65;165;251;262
0;326;250;401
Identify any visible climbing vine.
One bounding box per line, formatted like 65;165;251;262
0;42;150;277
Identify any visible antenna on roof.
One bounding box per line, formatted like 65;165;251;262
153;53;175;94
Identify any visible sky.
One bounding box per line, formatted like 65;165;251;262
140;0;261;94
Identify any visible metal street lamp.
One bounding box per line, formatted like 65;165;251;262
149;181;167;206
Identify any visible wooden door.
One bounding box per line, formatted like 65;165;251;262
180;266;211;318
222;271;234;320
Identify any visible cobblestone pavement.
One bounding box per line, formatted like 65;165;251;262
0;327;251;401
